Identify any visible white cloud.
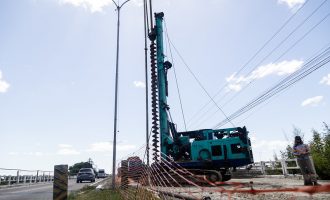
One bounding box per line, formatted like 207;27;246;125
23;152;44;156
58;0;142;13
57;148;80;155
251;136;289;151
8;151;44;156
58;144;73;148
301;96;324;107
0;70;10;93
320;74;330;86
86;142;136;152
226;60;303;92
57;144;80;155
249;134;291;161
133;81;146;88
59;0;113;12
278;0;305;8
34;152;43;156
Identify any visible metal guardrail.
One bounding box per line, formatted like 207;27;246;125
0;168;54;186
236;157;315;177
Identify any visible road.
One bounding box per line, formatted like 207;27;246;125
0;179;105;200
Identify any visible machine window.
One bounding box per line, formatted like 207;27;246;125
231;143;242;154
211;145;222;156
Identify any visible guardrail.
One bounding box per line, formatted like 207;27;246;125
236;157;314;177
0;168;54;186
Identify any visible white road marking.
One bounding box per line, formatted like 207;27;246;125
7;185;52;194
90;179;105;186
96;185;103;190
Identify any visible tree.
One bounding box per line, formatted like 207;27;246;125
323;122;330;157
280;126;303;159
69;161;93;176
280;145;295;160
273;152;279;161
309;123;330;179
292;126;304;140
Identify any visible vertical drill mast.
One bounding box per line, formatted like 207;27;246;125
149;12;253;182
155;13;170;159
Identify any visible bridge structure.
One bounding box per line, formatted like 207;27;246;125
0;168;54;187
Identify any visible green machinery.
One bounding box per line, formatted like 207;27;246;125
148;13;254;182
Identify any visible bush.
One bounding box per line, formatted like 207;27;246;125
309;123;330;180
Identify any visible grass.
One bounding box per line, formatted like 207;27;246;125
68;186;121;200
68;185;159;200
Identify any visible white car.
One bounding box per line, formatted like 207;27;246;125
97;169;106;178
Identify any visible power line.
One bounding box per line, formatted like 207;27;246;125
185;0;311;128
219;10;330;109
191;2;330;129
214;46;330;128
236;40;330;124
216;47;330;127
167;37;235;127
164;19;188;131
219;10;330;111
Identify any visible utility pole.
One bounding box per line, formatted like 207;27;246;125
111;0;131;190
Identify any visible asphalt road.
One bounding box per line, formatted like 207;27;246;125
0;179;105;200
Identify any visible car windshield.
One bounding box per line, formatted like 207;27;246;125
99;170;104;173
80;169;92;173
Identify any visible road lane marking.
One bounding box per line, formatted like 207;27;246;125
0;183;53;192
90;179;105;186
7;185;52;194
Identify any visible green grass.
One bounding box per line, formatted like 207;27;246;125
68;186;121;200
68;190;122;200
68;185;159;200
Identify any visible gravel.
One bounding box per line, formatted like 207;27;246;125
155;177;330;200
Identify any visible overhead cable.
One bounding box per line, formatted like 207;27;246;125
164;19;188;131
192;3;330;129
214;46;330;128
185;0;311;127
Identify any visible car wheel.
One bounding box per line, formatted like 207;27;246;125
76;180;79;183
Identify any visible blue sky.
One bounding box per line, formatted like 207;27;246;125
0;0;329;173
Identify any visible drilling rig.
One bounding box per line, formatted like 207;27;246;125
148;12;253;182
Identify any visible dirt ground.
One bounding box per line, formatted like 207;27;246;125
155;177;330;200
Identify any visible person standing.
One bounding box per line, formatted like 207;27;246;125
293;136;319;186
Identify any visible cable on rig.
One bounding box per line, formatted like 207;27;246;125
149;29;160;162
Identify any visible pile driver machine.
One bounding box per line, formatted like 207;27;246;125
148;12;254;182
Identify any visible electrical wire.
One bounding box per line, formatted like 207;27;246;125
192;4;330;129
220;10;330;110
164;19;188;131
185;0;311;127
213;46;330;128
166;37;235;127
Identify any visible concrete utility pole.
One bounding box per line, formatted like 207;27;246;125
111;0;131;190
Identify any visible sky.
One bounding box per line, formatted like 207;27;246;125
0;0;329;173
